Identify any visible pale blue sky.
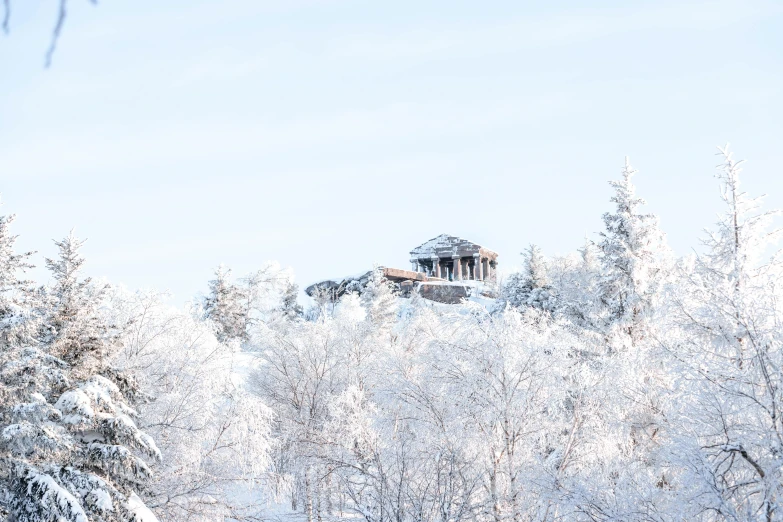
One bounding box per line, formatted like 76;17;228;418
1;0;782;304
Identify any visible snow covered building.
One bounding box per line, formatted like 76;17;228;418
305;234;498;302
409;234;498;282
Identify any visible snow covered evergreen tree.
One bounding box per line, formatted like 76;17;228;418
555;160;675;515
42;232;118;377
279;281;303;320
0;212;34;299
360;267;398;328
597;157;668;346
0;208;38;519
0;231;161;521
501;244;556;313
0;209;36;345
203;265;249;343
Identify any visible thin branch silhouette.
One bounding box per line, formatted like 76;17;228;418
2;0;9;35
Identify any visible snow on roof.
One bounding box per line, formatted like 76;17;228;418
409;234;497;259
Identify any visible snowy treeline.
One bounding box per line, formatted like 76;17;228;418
3;146;783;521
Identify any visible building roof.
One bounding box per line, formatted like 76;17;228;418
409;234;498;260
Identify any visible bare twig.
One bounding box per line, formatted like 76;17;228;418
4;0;97;65
2;0;9;35
45;0;68;67
721;444;766;479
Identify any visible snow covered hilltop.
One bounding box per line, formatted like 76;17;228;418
305;233;499;303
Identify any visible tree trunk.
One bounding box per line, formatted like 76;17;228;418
490;456;501;522
305;468;313;522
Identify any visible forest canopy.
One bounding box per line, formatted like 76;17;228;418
2;146;782;521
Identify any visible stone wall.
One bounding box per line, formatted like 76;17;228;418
417;283;470;304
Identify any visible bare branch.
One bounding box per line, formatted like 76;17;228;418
721;444;766;479
45;0;68;67
2;0;9;35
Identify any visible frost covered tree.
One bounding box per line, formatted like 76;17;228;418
203;265;249;343
204;263;295;343
501;244;556;313
11;147;783;522
360;267;398;328
0;208;35;345
597;158;668;347
249;315;347;521
242;262;298;326
0;208;38;518
0;230;161;522
279;281;303;320
392;306;574;521
549;239;602;331
667;145;783;519
573;160;676;515
108;289;272;521
524;244;549;289
247;287;399;522
42;232;118;376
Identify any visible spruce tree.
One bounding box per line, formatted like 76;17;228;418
279;281;303;320
203;265;249;343
591;160;672;507
597;157;667;345
502;244;555;312
360;268;398;328
0;210;36;344
0;231;161;522
0;208;38;519
43;232;115;376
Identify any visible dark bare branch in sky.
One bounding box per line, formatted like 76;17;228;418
3;0;97;67
45;0;69;67
2;0;9;35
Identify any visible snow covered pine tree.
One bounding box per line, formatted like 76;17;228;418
203;265;249;343
0;230;161;521
597;157;668;347
501;244;556;312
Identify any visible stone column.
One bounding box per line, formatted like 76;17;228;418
411;259;418;272
478;256;485;281
487;259;493;280
452;255;462;281
473;254;480;280
432;257;441;278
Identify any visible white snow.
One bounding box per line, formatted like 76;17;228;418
89;488;114;513
127;492;160;522
55;389;95;424
27;470;89;522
